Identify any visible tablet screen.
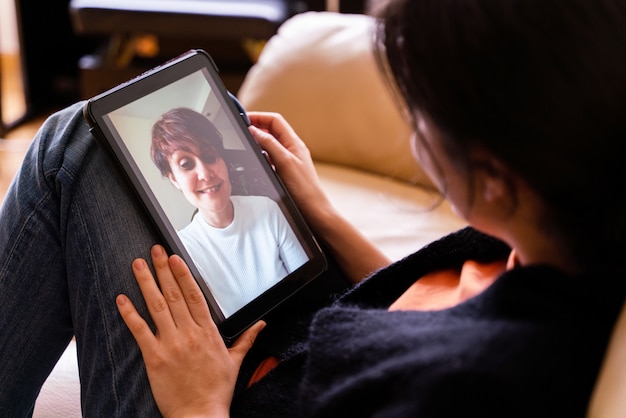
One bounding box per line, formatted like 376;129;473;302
84;50;326;340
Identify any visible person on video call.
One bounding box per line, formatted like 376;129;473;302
150;107;307;316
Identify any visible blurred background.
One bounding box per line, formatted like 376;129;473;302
0;0;370;201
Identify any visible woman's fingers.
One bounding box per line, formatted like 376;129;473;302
229;320;267;366
167;253;214;328
249;125;297;166
130;254;178;333
247;112;301;147
247;113;312;173
146;245;193;331
116;293;157;351
121;245;216;343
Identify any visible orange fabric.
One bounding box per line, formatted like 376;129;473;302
248;355;281;388
389;250;516;312
249;250;516;385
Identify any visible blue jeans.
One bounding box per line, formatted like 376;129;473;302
0;102;162;416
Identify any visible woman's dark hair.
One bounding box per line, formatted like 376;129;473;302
151;107;225;177
373;0;626;271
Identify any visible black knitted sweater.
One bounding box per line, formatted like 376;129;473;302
231;228;626;417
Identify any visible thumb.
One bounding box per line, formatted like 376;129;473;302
228;320;266;365
248;126;288;169
248;126;285;156
249;125;273;145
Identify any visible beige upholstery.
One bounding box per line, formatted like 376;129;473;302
238;12;434;188
587;301;626;418
314;163;464;260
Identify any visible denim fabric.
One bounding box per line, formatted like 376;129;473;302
0;102;162;416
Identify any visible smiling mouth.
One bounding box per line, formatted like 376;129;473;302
197;182;222;195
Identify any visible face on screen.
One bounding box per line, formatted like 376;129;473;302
166;145;234;228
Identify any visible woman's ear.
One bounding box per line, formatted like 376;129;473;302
167;173;181;190
482;173;506;203
471;151;517;217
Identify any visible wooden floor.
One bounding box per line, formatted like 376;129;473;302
1;53;50;203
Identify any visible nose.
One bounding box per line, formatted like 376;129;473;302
195;161;215;181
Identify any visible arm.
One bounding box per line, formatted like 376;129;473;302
247;112;392;284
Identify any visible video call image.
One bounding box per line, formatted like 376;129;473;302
101;69;308;317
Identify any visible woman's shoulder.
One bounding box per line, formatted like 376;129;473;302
336;227;511;308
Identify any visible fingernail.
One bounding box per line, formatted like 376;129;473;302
170;254;184;267
133;258;145;270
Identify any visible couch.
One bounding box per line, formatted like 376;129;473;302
32;11;624;417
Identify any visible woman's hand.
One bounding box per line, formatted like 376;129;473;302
247;112;392;283
117;245;265;418
247;112;335;226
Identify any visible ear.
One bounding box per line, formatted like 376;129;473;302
470;150;517;215
483;172;506;203
167;173;181;190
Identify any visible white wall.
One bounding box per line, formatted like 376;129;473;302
0;0;19;53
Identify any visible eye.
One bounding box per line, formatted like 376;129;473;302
178;157;196;171
201;152;218;165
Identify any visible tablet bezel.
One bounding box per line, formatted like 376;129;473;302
83;49;327;342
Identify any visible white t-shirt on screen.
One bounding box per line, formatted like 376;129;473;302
178;195;308;317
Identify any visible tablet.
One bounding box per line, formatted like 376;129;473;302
83;49;327;342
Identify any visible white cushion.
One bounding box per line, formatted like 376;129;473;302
33;340;81;418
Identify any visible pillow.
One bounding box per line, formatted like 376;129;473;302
237;11;433;188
